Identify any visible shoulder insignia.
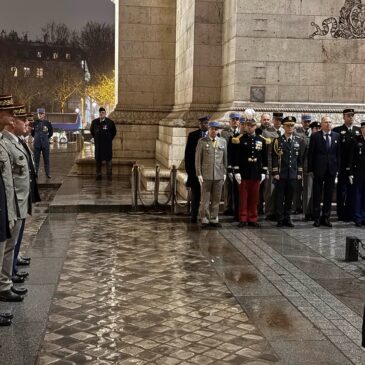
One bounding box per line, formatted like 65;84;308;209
231;134;243;144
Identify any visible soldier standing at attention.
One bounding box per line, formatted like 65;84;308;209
31;108;53;178
333;108;361;221
347;120;365;227
195;121;227;228
90;107;117;181
233;110;267;227
272;117;304;227
184;115;210;223
221;112;240;219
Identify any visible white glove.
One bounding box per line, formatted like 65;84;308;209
273;175;280;181
349;175;354;185
297;175;302;180
198;175;204;185
228;173;233;181
9;220;15;231
234;173;242;185
224;174;226;182
260;174;266;183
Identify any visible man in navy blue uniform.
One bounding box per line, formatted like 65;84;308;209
90;107;117;181
31;107;53;178
333;108;361;221
184;115;210;223
347;120;365;227
308;116;341;227
272;117;304;227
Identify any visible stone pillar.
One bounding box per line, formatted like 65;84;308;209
110;0;176;160
156;0;224;168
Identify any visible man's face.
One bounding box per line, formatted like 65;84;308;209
312;126;320;133
260;114;271;128
0;111;15;130
229;118;239;129
246;123;256;134
99;111;106;119
208;126;219;139
321;117;332;132
302;119;311;129
283;123;295;135
240;123;247;134
24;120;31;136
343;113;354;126
13;118;26;136
199;121;209;132
38;112;46;120
273;117;282;129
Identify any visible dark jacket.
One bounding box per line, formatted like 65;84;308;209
232;134;268;180
184;129;206;187
308;131;341;177
90;117;117;162
333;124;361;173
0;174;10;242
31;119;53;149
272;135;304;179
347;135;365;180
362;305;365;348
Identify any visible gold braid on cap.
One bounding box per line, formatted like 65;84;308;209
14;107;26;115
0;97;14;106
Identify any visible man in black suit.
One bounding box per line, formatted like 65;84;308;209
308;116;341;227
333;108;361;221
184;115;210;223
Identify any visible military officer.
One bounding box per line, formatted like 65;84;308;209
333;108;361;221
195;121;227;228
90;107;117;180
272;116;304;227
222;112;241;219
347;121;365;227
184;115;210;223
0;95;24;306
31;107;53;178
233;109;267;227
3;105;32;288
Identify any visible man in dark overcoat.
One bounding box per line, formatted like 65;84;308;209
31;107;53;178
308;116;341;227
90;107;117;180
184;115;210;223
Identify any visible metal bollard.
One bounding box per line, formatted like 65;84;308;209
128;164;141;214
153;165;160;207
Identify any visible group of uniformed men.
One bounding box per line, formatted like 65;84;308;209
185;108;365;229
0;95;45;327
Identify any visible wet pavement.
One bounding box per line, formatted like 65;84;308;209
1;143;365;365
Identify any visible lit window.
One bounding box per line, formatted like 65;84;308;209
23;67;30;77
52;52;58;59
36;68;43;78
37;51;42;58
11;67;18;77
65;53;71;60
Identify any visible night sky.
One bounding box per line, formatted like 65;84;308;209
0;0;115;40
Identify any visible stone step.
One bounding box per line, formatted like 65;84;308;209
140;166;171;192
75;156;135;176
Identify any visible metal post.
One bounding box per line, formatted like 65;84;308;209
130;164;139;213
171;165;177;214
154;164;160;207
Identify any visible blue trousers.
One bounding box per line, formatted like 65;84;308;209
34;146;50;176
353;178;365;224
12;218;25;275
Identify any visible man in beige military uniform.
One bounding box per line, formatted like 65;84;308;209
195;121;227;228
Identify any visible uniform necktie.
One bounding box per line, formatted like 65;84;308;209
325;134;330;150
277;130;281;137
287;137;291;146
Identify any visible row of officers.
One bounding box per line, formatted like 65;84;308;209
0;95;42;327
185;108;365;228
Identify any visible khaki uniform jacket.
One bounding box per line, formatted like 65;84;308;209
195;136;227;181
0;133;18;223
2;131;31;219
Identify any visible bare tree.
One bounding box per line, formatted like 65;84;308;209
41;22;71;45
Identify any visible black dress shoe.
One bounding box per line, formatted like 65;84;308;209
248;222;260;228
284;220;295;228
321;219;332;227
0;312;13;319
210;222;222;228
276;221;283;227
11;286;28;295
11;275;25;284
17;258;30;266
313;220;320;227
266;214;277;221
15;270;29;278
46;175;52;179
0;290;24;302
0;317;11;326
238;222;247;227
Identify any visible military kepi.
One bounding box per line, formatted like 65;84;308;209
229;112;240;119
198;115;210;123
0;95;20;111
343;108;355;115
282;116;296;125
208;121;221;128
37;107;45;114
309;121;321;129
361;120;365;127
273;112;283;119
